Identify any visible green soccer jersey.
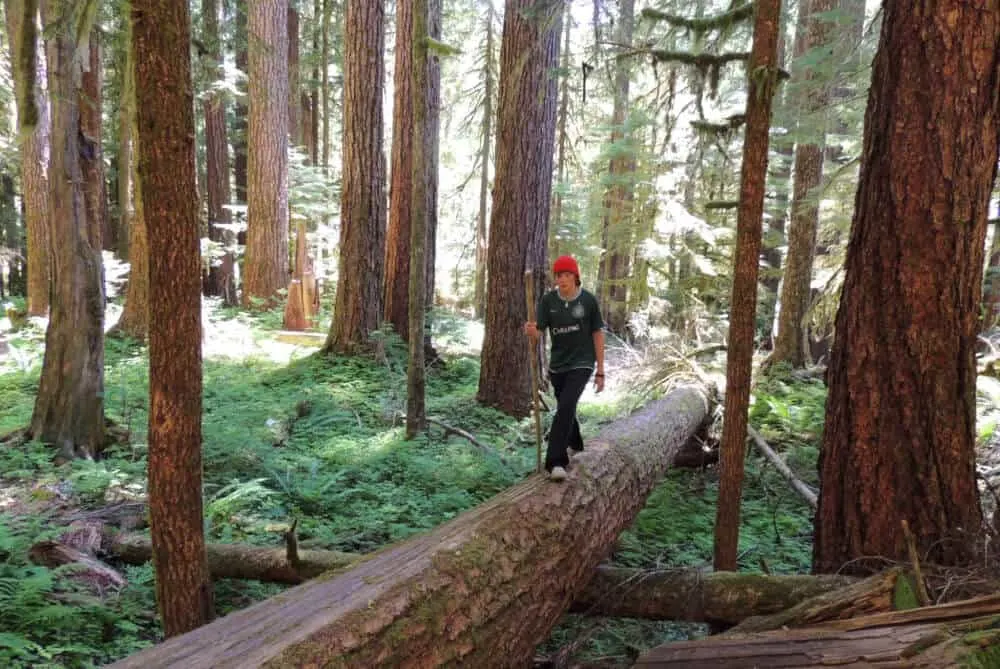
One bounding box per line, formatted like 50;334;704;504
536;288;604;373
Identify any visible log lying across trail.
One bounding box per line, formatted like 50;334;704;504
110;384;712;669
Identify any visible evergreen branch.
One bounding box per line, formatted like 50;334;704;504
691;115;746;134
705;200;740;210
650;50;749;67
422;36;462;57
640;4;754;31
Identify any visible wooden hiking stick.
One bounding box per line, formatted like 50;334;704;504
525;269;543;473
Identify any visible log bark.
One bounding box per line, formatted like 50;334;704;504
729;567;902;633
570;567;855;624
107;534;358;584
107;384;712;668
103;535;855;623
636;592;1000;668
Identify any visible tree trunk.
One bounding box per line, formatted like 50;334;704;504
477;0;562;417
112;15;149;342
287;2;300;147
571;567;856;624
324;0;385;354
4;0;50;316
133;0;214;637
304;0;320;164
712;0;782;572
771;0;835;367
243;0;290;308
473;2;495;319
383;0;414;342
984;221;1000;330
814;0;998;574
405;0;432;438
107;385;712;668
233;3;249;205
320;0;330;172
116;14;132;262
598;0;635;336
80;29;108;253
30;0;105;460
422;0;441;355
202;0;236;305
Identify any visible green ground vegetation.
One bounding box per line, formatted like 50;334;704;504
0;310;824;668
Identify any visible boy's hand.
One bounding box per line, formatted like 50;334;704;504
594;373;604;393
524;321;539;339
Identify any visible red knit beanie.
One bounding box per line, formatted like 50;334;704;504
552;255;580;278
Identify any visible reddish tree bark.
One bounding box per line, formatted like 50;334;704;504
243;0;290;307
713;0;782;571
133;0;214;636
477;0;562;416
814;0;999;574
325;0;385;353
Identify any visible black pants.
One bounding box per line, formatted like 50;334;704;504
545;368;591;471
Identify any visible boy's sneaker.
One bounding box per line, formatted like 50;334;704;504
549;466;567;482
569;448;583;459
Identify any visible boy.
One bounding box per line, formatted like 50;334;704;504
524;255;605;481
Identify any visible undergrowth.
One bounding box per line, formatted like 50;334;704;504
0;314;826;668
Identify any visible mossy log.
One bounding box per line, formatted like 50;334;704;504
108;535;359;584
570;567;855;624
635;593;1000;668
728;567;902;633
107;384;713;669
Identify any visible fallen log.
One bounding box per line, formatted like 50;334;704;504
107;534;359;584
634;592;1000;668
746;426;817;509
102;535;858;623
570;567;856;624
108;384;713;668
728;567;902;633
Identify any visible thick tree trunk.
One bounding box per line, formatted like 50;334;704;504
4;0;50;316
112;17;148;342
202;0;236;305
31;0;105;460
134;0;214;637
80;30;108;252
325;0;385;354
108;385;712;668
287;3;300;147
473;3;495;319
233;4;249;206
713;0;782;571
477;0;562;417
405;0;432;438
571;567;855;624
598;0;635;336
771;0;835;367
116;20;132;262
814;0;998;574
383;0;414;342
243;0;290;307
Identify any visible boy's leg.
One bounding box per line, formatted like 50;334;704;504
545;369;591;471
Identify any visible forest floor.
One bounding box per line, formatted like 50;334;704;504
7;299;990;667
